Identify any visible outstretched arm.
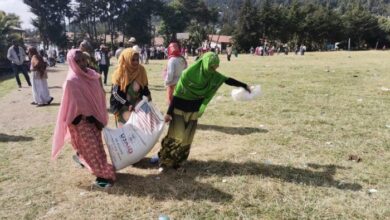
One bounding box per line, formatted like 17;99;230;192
225;77;251;93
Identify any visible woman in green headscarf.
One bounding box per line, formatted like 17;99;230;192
158;52;251;171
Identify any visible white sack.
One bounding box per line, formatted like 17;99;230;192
103;97;165;170
231;85;261;101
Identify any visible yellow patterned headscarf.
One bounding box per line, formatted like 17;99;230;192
112;48;148;92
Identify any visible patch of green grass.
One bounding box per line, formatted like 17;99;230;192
0;74;16;98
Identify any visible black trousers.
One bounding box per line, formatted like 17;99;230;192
99;64;109;84
227;54;231;61
12;64;31;87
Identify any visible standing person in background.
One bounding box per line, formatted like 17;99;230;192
128;37;136;48
158;52;251;171
115;42;125;59
52;49;116;188
163;42;187;104
79;40;98;71
7;40;31;88
226;44;233;61
96;44;111;85
110;48;151;127
27;47;53;106
233;45;238;58
145;46;150;64
47;47;57;67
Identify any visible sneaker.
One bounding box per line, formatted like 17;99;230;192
93;178;113;189
93;181;113;189
72;154;85;168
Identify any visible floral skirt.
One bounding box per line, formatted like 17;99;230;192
69;120;116;181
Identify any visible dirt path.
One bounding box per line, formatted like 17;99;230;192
0;64;69;134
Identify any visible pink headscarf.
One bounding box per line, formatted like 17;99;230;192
51;49;108;160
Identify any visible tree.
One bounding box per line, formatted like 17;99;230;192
98;0;125;47
0;11;23;59
378;16;390;45
342;4;381;48
120;0;163;45
24;0;71;49
160;0;218;46
73;0;102;43
187;20;208;48
234;0;261;51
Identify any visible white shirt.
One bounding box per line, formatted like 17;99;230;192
48;49;56;58
7;46;26;65
165;57;187;86
115;47;124;59
132;45;141;53
98;52;107;65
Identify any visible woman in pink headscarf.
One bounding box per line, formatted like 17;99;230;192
52;49;116;188
163;42;187;104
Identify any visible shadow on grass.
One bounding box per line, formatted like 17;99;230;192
198;124;268;135
0;74;14;82
0;133;34;142
79;159;361;201
48;86;62;89
35;103;60;107
77;157;233;202
184;160;362;191
46;68;64;73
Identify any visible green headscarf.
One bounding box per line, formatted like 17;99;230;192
174;52;227;117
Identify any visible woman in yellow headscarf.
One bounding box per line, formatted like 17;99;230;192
110;48;151;126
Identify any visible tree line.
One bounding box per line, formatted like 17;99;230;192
3;0;390;52
21;0;217;50
233;0;390;51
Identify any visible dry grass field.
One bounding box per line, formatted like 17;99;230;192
0;51;389;219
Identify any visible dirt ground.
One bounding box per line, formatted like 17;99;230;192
0;64;116;134
0;65;69;134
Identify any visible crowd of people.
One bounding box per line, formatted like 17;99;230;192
250;44;307;56
6;36;251;189
47;38;251;188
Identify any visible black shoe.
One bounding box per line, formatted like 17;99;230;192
31;102;37;105
47;97;54;105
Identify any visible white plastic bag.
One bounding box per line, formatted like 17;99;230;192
103;97;165;170
231;85;261;101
